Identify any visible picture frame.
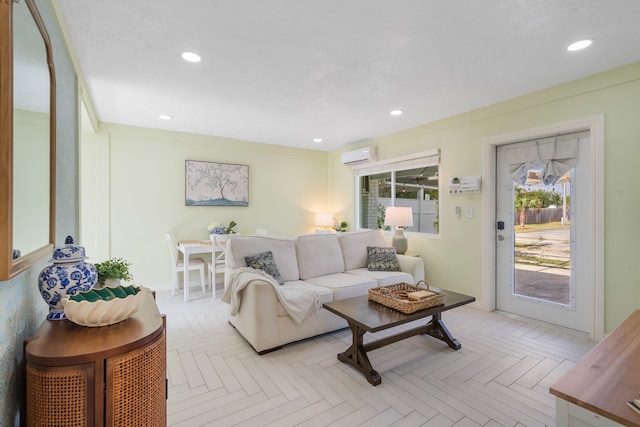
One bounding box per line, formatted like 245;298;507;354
185;160;249;206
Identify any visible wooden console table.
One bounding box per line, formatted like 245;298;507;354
550;310;640;427
24;292;166;426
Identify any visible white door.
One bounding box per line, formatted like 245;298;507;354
495;132;593;332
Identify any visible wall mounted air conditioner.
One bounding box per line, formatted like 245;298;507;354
341;146;377;165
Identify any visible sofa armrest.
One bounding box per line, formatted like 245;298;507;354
225;278;283;352
396;254;425;282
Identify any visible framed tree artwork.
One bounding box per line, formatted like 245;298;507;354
185;160;249;206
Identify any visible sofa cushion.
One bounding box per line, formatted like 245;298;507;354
338;229;388;271
226;236;299;282
244;251;283;285
305;273;377;300
367;246;400;271
294;234;344;280
277;280;334;317
346;268;414;287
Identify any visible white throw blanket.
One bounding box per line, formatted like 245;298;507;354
221;267;319;324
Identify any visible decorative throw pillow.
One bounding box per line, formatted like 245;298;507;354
244;251;283;285
367;246;400;271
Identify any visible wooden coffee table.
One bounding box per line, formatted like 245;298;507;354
323;288;475;385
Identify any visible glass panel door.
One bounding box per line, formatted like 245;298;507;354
495;134;591;331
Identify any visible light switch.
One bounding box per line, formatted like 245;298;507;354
466;207;474;218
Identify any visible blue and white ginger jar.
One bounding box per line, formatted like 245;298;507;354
38;236;98;320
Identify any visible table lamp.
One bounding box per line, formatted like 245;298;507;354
314;212;334;233
384;206;413;254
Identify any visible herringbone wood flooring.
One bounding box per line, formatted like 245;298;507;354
155;288;594;427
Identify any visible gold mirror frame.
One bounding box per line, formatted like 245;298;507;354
0;0;56;281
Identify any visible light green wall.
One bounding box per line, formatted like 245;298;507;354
79;123;109;263
330;61;640;334
81;124;330;287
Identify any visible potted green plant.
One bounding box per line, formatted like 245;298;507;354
333;220;348;232
225;220;237;234
95;257;133;288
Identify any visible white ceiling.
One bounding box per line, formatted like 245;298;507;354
56;0;640;152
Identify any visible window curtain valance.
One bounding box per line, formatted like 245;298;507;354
505;136;581;186
353;149;440;177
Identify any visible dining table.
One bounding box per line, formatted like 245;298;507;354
176;239;225;302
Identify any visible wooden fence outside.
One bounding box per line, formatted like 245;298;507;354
520;207;567;224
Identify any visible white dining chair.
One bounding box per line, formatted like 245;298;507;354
164;233;206;295
207;235;227;290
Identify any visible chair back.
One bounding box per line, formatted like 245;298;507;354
210;235;226;264
164;233;177;265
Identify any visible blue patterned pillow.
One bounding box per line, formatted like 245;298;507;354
367;246;400;271
244;251;283;285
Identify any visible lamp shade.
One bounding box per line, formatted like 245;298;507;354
314;212;334;227
384;206;413;227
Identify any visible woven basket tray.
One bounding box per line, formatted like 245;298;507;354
368;280;444;314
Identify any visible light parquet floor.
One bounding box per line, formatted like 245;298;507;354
155;288;595;427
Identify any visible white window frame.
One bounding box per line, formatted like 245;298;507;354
352;149;440;235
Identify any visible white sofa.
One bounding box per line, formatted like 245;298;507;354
222;229;425;353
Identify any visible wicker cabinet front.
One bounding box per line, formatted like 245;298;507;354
26;363;95;426
107;330;166;426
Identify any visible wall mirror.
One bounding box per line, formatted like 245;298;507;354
0;0;56;281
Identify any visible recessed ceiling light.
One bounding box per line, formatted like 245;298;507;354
567;39;593;51
390;110;403;116
158;114;173;120
313;138;323;143
181;51;202;63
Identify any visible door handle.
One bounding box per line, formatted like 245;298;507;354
497;235;505;241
